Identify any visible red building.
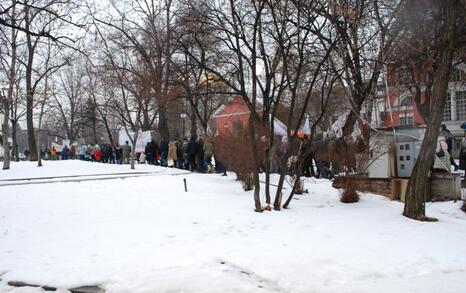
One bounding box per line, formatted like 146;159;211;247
382;66;466;157
213;96;262;135
382;87;426;127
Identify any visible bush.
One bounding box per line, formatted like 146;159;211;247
338;176;360;203
340;186;360;203
462;201;466;213
212;121;267;191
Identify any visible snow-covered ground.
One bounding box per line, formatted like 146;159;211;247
0;161;465;293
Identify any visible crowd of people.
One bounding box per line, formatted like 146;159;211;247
140;137;216;172
39;137;223;173
25;124;466;178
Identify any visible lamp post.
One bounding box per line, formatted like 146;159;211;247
180;113;187;139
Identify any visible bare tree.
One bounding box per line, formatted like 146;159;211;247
49;62;86;143
401;0;464;221
92;0;178;139
0;0;17;170
96;27;152;170
311;0;403;141
18;0;83;161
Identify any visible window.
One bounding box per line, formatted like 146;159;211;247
398;66;411;84
398;96;413;109
443;93;452;121
399;117;406;125
456;91;466;120
399;115;413;125
233;120;243;134
451;68;462;82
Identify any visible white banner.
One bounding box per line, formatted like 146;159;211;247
118;130;152;153
51;141;63;152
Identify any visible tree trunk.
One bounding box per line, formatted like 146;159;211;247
92;116;97;144
248;114;262;212
403;0;460;221
24;7;38;161
102;118;115;147
264;147;271;204
26;90;38;161
273;169;286;210
190;101;198;138
2;1;16;170
158;106;170;140
283;140;304;209
2;100;11;170
11;119;19;161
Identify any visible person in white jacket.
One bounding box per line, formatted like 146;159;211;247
433;135;451;171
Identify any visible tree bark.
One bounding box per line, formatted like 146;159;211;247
11;119;18;161
403;0;460;221
25;7;38;161
264;147;271;205
273;159;287;210
2;99;11;170
2;1;17;170
158;106;170;140
190;100;198;138
248;114;262;212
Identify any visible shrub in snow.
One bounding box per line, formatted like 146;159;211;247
339;176;360;203
213;122;267;191
340;186;360;203
462;201;466;213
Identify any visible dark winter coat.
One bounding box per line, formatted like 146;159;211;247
149;141;157;159
160;140;169;153
196;140;204;161
105;145;112;158
114;147;121;160
459;138;466;170
145;143;151;156
187;139;198;156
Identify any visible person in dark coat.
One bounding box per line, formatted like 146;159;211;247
145;142;153;164
115;145;122;164
100;144;107;163
149;140;157;164
187;137;198;171
176;139;184;169
62;145;69;160
159;138;169;167
106;144;114;164
196;138;204;172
